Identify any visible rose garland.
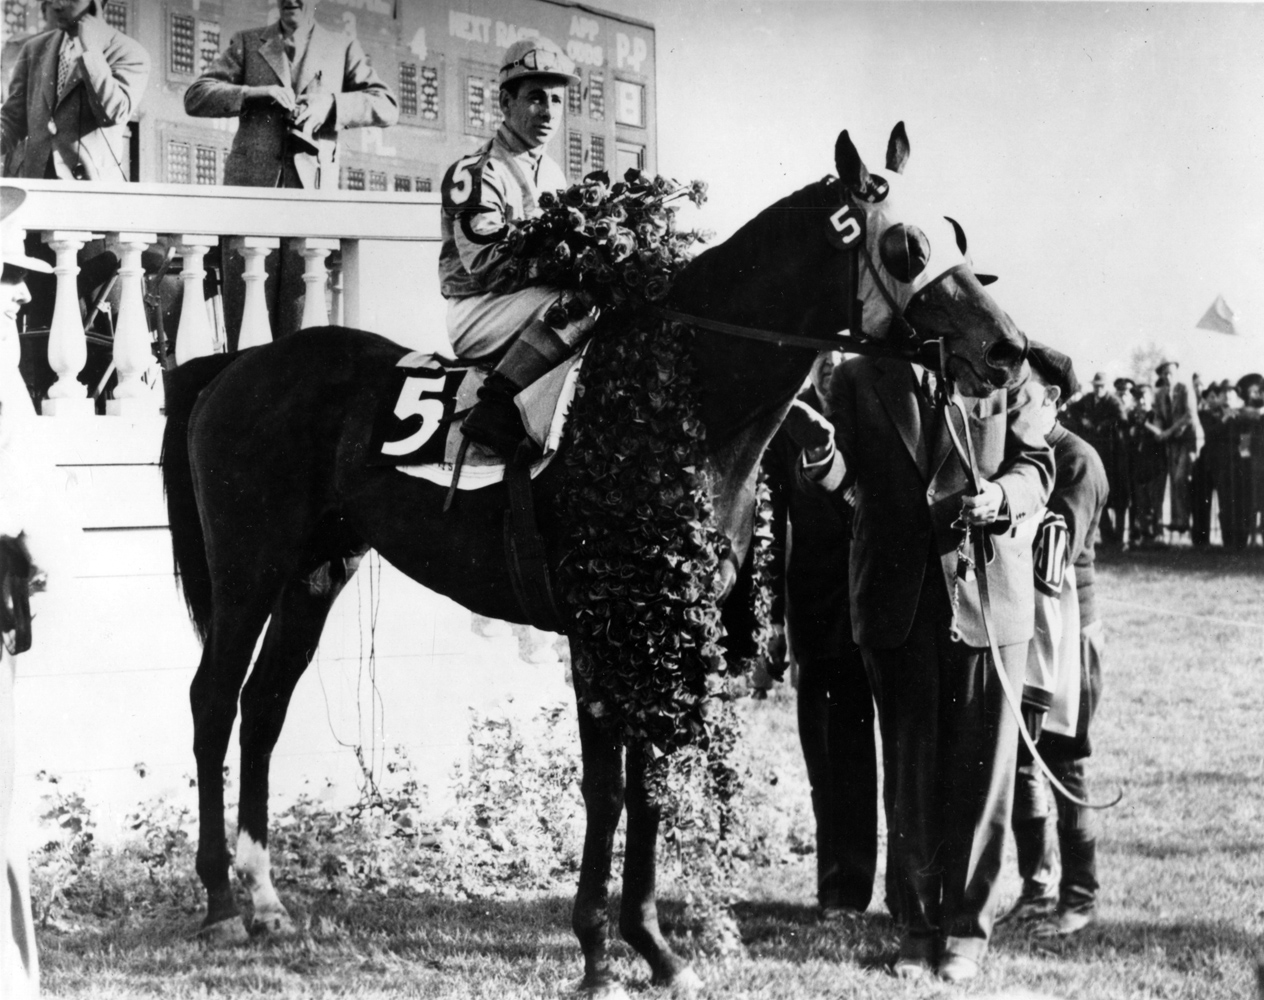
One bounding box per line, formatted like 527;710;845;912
502;170;772;756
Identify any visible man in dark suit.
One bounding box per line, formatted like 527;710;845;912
789;351;1053;982
1;0;150;182
184;0;398;339
765;351;877;920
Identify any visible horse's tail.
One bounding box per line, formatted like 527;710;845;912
160;354;241;643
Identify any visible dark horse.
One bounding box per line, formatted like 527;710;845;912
162;124;1027;996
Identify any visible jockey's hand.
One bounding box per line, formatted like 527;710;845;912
783;400;834;461
960;479;1004;525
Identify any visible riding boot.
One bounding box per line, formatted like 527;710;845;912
1057;827;1098;916
461;309;596;459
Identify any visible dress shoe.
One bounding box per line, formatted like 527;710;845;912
996;889;1057;925
1034;907;1094;938
892;956;933;980
937;954;980;983
818;904;862;924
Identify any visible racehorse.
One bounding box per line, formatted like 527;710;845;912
161;123;1028;997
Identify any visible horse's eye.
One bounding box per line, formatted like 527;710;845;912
878;224;930;283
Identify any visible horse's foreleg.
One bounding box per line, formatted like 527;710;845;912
573;694;627;997
191;608;271;943
621;743;701;995
237;569;351;936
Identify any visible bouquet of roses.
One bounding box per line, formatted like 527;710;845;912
503;169;710;324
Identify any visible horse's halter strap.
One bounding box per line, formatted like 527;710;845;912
657;192;936;362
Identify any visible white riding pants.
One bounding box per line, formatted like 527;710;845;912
445;286;562;361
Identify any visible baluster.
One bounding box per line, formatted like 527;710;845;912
297;238;339;330
41;230;95;417
106;232;158;416
174;236;217;365
231;236;279;351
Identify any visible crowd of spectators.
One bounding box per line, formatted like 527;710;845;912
1062;362;1264;550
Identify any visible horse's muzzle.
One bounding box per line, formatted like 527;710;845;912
984;331;1029;387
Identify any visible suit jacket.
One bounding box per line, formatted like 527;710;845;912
763;387;854;662
183;22;398;190
1;24;150;181
820;356;1053;650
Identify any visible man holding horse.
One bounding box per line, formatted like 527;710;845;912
790;347;1053;982
439;37;596;458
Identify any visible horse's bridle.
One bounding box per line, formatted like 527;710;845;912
661;199;1114;810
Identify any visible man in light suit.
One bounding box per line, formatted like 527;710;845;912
2;0;150;334
1;0;149;182
789;352;1053;982
184;0;398;339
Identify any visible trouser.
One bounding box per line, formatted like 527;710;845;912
448;286;595;394
1166;443;1195;531
795;648;877;911
861;559;1027;964
221;236;312;351
1130;473;1165;541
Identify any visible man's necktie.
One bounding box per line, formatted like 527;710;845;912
57;33;76;103
920;367;940;442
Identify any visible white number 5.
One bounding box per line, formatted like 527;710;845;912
445;155;480;206
828;205;863;246
381;377;446;456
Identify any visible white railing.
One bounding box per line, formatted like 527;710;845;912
6;180;446;418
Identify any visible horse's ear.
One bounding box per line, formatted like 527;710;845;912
835;130;870;194
886;121;910;174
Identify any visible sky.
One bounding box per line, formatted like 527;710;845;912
613;0;1264;385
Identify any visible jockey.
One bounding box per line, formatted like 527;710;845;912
439;37;596;458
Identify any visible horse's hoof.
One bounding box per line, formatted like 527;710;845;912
666;967;704;999
567;976;632;1000
249;908;296;938
196;916;249;945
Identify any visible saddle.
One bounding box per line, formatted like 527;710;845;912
367;351;582;632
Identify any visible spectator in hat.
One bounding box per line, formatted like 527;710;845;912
1065;372;1124;546
1194;380;1237;545
1106;377;1135;540
1;0;150;182
1230;373;1264;547
438;36;599;459
1151;361;1200;536
1127;383;1165;547
184;0;399;342
1;0;152;337
1001;343;1107;938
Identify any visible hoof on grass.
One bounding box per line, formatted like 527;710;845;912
249;909;296;938
568;976;632;1000
196;916;249;945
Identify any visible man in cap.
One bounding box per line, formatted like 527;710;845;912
1000;343;1108;938
439;37;596;458
1152;360;1199;535
184;0;399;340
1065;372;1124;546
0;184;61;1000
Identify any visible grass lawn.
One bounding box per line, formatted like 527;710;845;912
33;548;1264;998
